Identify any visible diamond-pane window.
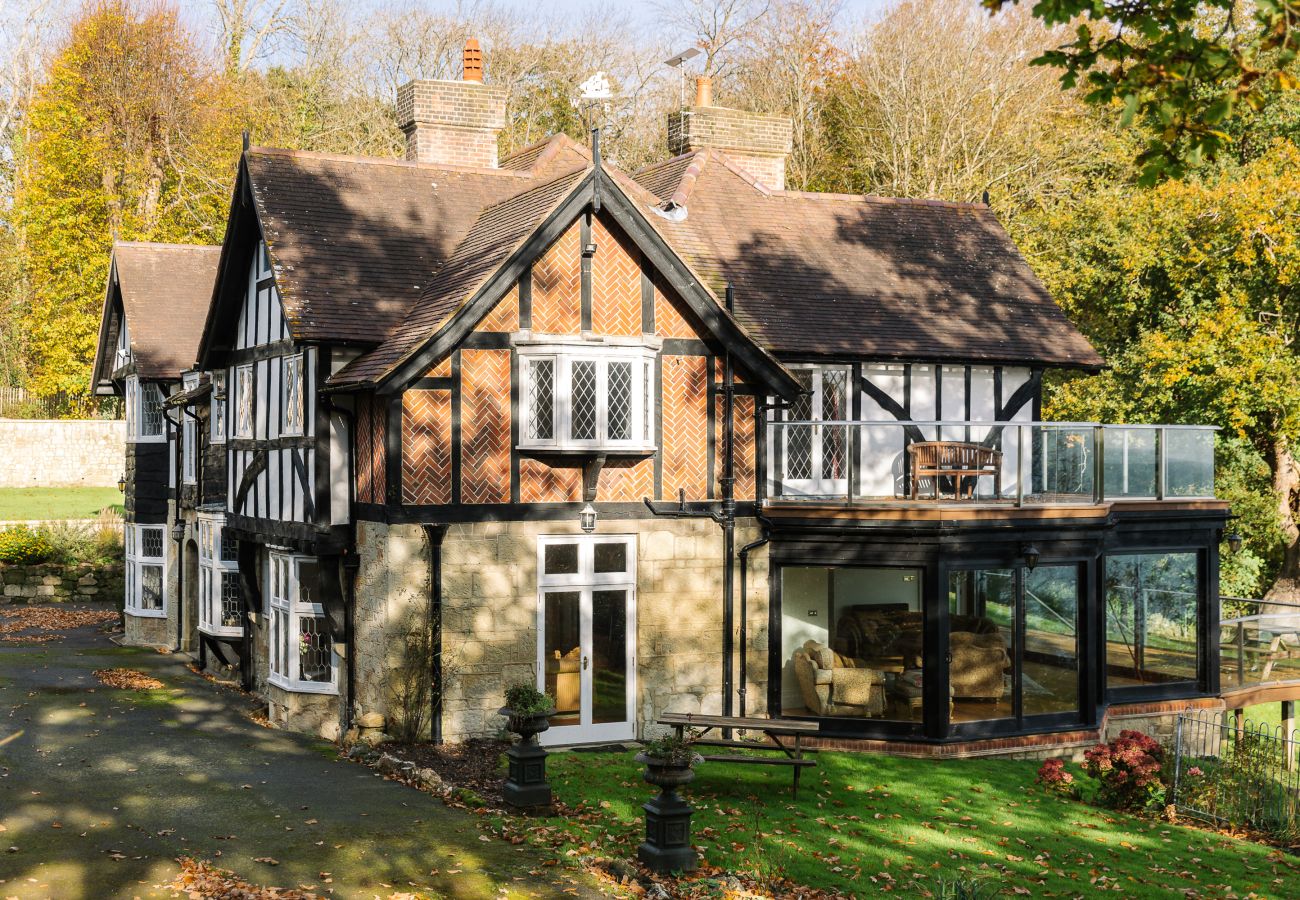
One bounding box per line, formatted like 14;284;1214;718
220;571;241;627
298;615;333;684
141;383;165;437
571;361;598;440
786;371;814;480
219;529;238;562
821;369;848;478
528;358;555;440
140;527;163;558
607;362;632;441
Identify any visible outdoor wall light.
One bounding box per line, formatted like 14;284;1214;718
117;473;127;493
1021;543;1041;571
170;520;185;543
579;503;598;534
1227;532;1244;554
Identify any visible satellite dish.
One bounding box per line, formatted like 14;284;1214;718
579;71;612;102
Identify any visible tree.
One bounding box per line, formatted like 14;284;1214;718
986;0;1300;182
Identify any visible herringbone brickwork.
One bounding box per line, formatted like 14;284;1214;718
477;282;519;333
402;390;452;505
520;457;581;502
531;221;581;334
654;276;697;338
459;349;512;504
426;357;451;378
661;355;708;501
591;216;642;337
354;394;386;504
714;394;756;500
597;456;655;502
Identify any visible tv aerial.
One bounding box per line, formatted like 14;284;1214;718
663;47;702;106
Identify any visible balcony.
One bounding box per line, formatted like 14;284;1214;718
765;420;1218;507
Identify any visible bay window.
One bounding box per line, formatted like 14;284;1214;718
197;514;241;637
267;552;336;693
125;376;166;443
518;342;656;451
124;524;166;617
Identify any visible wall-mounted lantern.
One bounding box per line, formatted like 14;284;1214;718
1227;532;1244;554
171;520;185;543
1021;543;1041;571
117;473;127;493
579;503;598;534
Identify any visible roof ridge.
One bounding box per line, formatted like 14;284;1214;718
773;188;990;209
114;240;221;250
247;145;536;178
666;149;710;209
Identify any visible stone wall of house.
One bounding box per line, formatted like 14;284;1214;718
0;419;125;488
0;562;123;603
122;502;181;649
350;516;771;744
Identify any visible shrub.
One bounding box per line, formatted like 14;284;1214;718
639;729;702;766
1035;758;1078;798
1083;730;1167;811
503;682;553;716
0;526;55;564
40;520;123;567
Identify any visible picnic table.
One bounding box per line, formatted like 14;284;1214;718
657;713;820;798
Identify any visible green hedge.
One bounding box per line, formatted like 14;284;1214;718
0;525;56;564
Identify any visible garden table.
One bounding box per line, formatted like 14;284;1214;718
656;712;820;798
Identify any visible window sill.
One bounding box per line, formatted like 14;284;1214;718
129;436;168;445
519;445;656;457
199;624;244;638
125;607;167;619
268;674;338;695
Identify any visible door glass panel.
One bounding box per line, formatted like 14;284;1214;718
948;570;1014;723
1106;552;1199;686
544;543;579;575
591;589;628;724
786;371;814;480
1023;565;1079;715
543;590;582;727
593;542;627;574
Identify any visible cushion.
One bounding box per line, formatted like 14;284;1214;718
803;640;836;670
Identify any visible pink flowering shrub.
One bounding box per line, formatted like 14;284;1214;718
1082;730;1167;811
1035;758;1078;798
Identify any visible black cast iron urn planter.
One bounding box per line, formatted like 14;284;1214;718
499;705;556;809
636;750;703;873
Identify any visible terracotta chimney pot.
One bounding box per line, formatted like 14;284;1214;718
694;75;713;108
463;38;483;82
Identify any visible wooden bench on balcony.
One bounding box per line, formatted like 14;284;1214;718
908;441;1002;501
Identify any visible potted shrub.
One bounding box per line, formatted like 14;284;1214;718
636;730;703;873
498;682;556;809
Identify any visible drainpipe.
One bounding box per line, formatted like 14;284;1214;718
421;523;448;744
720;284;736;724
737;512;773;719
163;402;185;651
322;396;359;733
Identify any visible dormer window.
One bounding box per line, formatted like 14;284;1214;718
517;339;656;452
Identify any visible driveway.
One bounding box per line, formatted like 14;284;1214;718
0;611;601;899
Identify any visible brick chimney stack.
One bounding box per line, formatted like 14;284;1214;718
396;39;506;168
667;76;793;190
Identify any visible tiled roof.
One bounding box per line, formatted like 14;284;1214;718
630;151;1104;368
113;242;221;379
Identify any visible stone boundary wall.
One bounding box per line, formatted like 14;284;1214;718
0;419;125;488
1;561;124;603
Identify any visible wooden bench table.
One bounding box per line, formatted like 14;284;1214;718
657;713;820;798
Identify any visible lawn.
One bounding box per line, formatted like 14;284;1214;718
0;486;122;520
491;750;1300;898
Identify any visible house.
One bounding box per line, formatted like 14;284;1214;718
92;241;223;650
99;45;1228;752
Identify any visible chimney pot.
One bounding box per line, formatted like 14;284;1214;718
463;38;483;82
694;75;713;108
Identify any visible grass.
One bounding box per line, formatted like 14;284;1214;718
0;487;122;521
497;749;1300;898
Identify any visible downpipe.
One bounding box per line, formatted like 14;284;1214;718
421;523;448;745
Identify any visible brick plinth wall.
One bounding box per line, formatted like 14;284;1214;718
1;561;124;604
668;106;793;190
396;79;507;168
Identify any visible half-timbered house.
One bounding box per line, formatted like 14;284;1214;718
105;46;1230;754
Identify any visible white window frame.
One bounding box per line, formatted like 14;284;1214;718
125;375;167;443
181;373;198;485
197;514;242;637
536;533;637;746
516;338;657;452
124;524;167;618
281;353;305;436
114;314;131;369
777;364;851;497
210;370;227;444
267;551;337;694
234;364;254;439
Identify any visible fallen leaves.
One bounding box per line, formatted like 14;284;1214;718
93;668;163;690
0;606;118;643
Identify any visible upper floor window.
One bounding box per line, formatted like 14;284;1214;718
777;365;849;496
124;524;166;617
234;364;254;439
282;354;304;435
518;342;655;452
198;514;241;637
114;316;131;369
267;552;336;694
125;376;166;443
211;370;227;444
181;374;198;485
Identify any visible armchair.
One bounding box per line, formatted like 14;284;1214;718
791;640;887;717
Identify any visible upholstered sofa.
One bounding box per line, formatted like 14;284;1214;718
831;606;1008;701
791;640;887;717
546;648;581;714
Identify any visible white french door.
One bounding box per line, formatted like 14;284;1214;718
780;366;851;497
536;534;637;745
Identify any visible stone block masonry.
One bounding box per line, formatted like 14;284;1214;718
0;419;125;488
1;561;124;603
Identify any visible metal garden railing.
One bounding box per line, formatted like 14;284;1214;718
1172;710;1300;836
